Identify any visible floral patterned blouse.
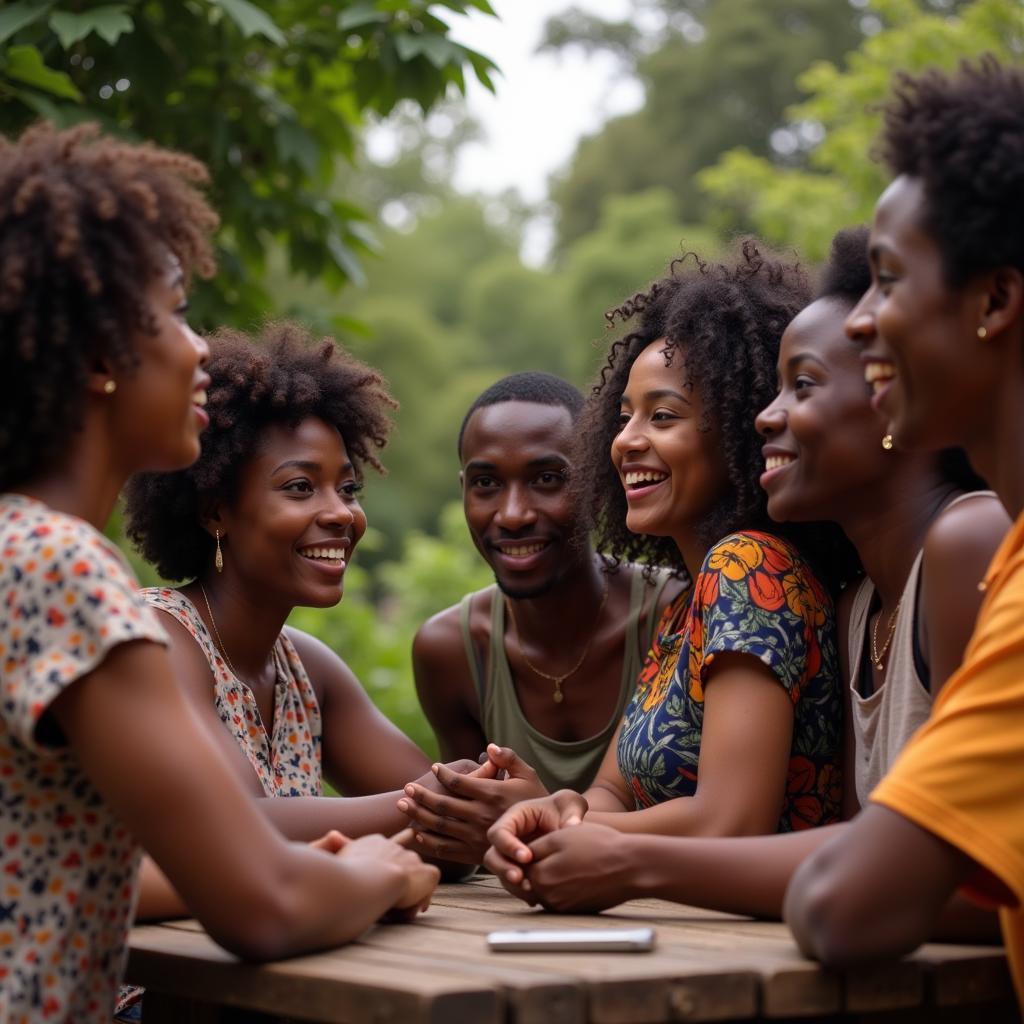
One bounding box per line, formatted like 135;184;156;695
144;588;322;797
0;494;168;1024
617;530;842;831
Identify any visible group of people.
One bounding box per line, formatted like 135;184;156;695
2;54;1023;1024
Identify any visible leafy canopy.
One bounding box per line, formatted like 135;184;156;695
0;0;498;325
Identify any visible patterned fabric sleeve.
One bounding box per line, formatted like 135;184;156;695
0;509;167;752
689;531;828;704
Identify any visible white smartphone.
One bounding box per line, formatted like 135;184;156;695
486;927;656;953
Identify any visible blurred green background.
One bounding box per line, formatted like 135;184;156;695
3;0;1020;755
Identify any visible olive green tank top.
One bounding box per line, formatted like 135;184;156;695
458;569;670;793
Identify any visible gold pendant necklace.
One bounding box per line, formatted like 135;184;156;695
505;575;609;703
870;595;903;672
199;582;240;679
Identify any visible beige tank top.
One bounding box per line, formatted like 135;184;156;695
847;491;994;806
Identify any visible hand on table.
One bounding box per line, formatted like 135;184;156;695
483;789;588;903
397;744;549;863
493;822;636;913
336;831;441;921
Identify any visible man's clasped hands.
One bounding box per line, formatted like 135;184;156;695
397;744;630;912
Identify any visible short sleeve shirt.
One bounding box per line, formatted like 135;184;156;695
617;530;842;831
144;588;322;797
0;494;167;1024
872;508;1024;1006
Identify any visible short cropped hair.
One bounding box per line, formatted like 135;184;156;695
880;57;1024;286
0;122;217;491
124;322;395;581
457;371;584;459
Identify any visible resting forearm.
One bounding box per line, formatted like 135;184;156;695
258;793;407;841
586;791;778;838
629;826;845;917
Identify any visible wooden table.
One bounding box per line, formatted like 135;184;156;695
127;876;1018;1023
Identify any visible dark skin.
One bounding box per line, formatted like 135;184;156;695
785;176;1024;965
22;266;437;960
405;401;679;859
137;416;474;916
484;299;1005;945
477;341;805;857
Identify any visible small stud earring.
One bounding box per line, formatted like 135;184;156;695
103;380;117;394
215;529;224;573
882;434;894;451
977;326;988;339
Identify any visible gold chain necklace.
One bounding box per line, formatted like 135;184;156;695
870;595;903;672
505;575;609;703
199;582;240;680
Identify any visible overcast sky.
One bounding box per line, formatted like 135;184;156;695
446;1;644;202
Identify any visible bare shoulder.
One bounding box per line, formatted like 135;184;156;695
619;562;686;611
923;492;1010;577
413;587;493;669
150;605;216;701
283;625;362;706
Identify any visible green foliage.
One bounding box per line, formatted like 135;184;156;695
699;0;1024;260
288;502;492;756
547;0;866;249
0;0;498;327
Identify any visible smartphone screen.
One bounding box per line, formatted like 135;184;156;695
487;927;656;952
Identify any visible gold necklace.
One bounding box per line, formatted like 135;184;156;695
199;582;240;679
870;595;903;672
505;575;609;703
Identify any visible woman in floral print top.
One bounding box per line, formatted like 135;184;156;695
0;124;436;1024
483;242;844;858
122;324;480;919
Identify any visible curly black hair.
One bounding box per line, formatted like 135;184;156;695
575;239;811;579
880;56;1024;286
123;322;396;582
816;225;871;303
0;122;218;492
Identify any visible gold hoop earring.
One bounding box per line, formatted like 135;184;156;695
882;434;894;451
977;326;988;339
103;380;117;394
215;529;224;573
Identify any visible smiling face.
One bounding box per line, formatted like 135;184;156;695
847;175;995;453
217;416;367;609
112;259;210;473
610;340;729;547
756;298;891;523
460;400;585;600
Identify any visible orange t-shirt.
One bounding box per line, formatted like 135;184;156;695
872;507;1024;1003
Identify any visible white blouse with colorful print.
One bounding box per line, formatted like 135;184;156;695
0;494;168;1024
143;588;323;797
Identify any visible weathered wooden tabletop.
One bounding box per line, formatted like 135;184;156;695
127;876;1018;1023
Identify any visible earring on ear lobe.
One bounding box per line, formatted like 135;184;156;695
103;380;117;394
977;326;988;339
882;434;894;451
215;529;224;573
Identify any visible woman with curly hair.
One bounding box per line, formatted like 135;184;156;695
0;123;436;1024
484;229;1004;945
122;323;478;915
478;240;842;854
785;59;1024;992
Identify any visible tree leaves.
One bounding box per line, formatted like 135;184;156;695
49;6;133;48
210;0;286;45
4;44;80;99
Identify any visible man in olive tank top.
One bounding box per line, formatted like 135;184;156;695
409;375;679;842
